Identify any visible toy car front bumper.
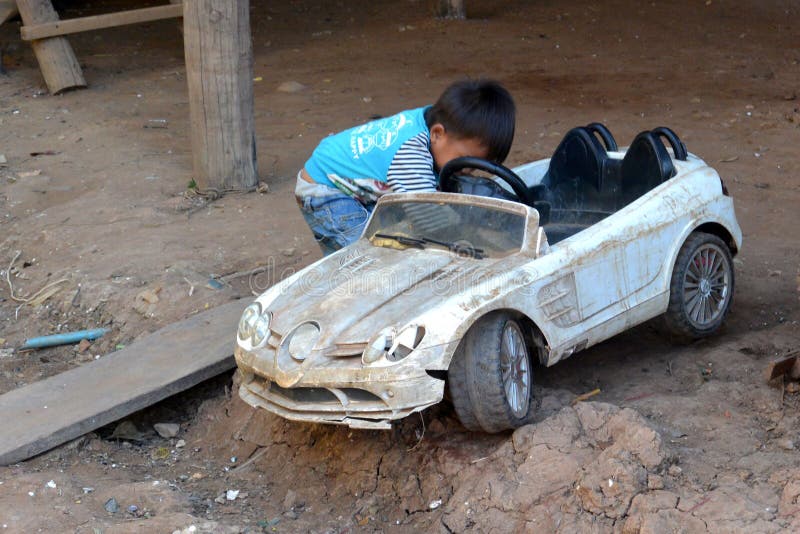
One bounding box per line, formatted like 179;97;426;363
235;346;445;429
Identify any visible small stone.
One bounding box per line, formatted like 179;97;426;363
0;154;6;164
104;497;119;513
175;439;186;448
226;490;239;501
127;505;139;514
276;81;307;93
77;339;91;353
154;423;180;438
281;248;296;257
776;438;795;450
668;465;683;477
46;480;56;489
284;510;298;520
429;499;442;509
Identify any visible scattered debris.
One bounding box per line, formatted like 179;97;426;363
46;480;56;489
104;497;119;513
29;150;59;157
276;81;307;93
5;250;71;307
154;423;180;438
183;277;195;297
572;388;601;404
226;490;240;501
134;287;161;316
429;499;442;510
719;156;739;162
206;278;224;290
144;119;168;129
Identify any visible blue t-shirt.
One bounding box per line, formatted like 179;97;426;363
304;107;437;204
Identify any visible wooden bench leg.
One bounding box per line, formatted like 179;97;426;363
15;0;85;94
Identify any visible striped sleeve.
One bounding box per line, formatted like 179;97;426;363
386;132;437;193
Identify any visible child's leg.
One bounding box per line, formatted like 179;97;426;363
295;172;370;254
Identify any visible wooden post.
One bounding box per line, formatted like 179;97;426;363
15;0;86;94
438;0;465;19
183;0;258;191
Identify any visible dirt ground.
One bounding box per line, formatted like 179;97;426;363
1;0;799;532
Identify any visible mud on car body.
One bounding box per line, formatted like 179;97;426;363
235;124;742;433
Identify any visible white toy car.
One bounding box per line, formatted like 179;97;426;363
234;124;741;433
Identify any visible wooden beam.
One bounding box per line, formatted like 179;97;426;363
1;1;19;25
183;0;258;191
15;0;85;94
0;299;247;465
20;3;183;41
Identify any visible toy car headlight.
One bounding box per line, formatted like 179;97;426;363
252;313;272;347
238;302;262;341
362;328;394;364
387;325;425;362
287;322;320;361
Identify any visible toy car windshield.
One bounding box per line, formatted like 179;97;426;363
364;199;526;258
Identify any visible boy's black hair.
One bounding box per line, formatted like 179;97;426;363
425;79;516;163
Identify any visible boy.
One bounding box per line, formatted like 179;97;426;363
296;79;516;254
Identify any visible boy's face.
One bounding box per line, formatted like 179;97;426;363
429;124;490;172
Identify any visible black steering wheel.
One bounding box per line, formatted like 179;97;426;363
439;157;536;206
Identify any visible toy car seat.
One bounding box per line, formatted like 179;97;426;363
619;127;686;207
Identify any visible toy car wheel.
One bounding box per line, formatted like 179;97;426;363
448;313;536;433
660;232;734;341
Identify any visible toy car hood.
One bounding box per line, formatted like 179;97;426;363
258;239;534;350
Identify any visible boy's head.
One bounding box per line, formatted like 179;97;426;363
425;79;516;171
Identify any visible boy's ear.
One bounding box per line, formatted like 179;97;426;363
430;123;445;142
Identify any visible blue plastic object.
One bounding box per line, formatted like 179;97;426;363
21;328;108;350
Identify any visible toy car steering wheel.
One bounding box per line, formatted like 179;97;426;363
439;157;536;206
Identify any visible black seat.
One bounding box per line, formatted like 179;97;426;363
536;123;620;229
619;131;678;207
542;127;608;204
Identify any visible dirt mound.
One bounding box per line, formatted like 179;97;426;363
181;386;798;532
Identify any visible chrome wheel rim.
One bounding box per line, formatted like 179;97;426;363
500;322;531;418
683;243;731;329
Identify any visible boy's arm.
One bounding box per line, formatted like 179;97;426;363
386;133;437;193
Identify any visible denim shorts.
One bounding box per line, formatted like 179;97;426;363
298;188;371;255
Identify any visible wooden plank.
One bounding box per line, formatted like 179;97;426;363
0;298;247;465
1;1;19;25
184;0;258;191
15;0;85;94
20;3;182;41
